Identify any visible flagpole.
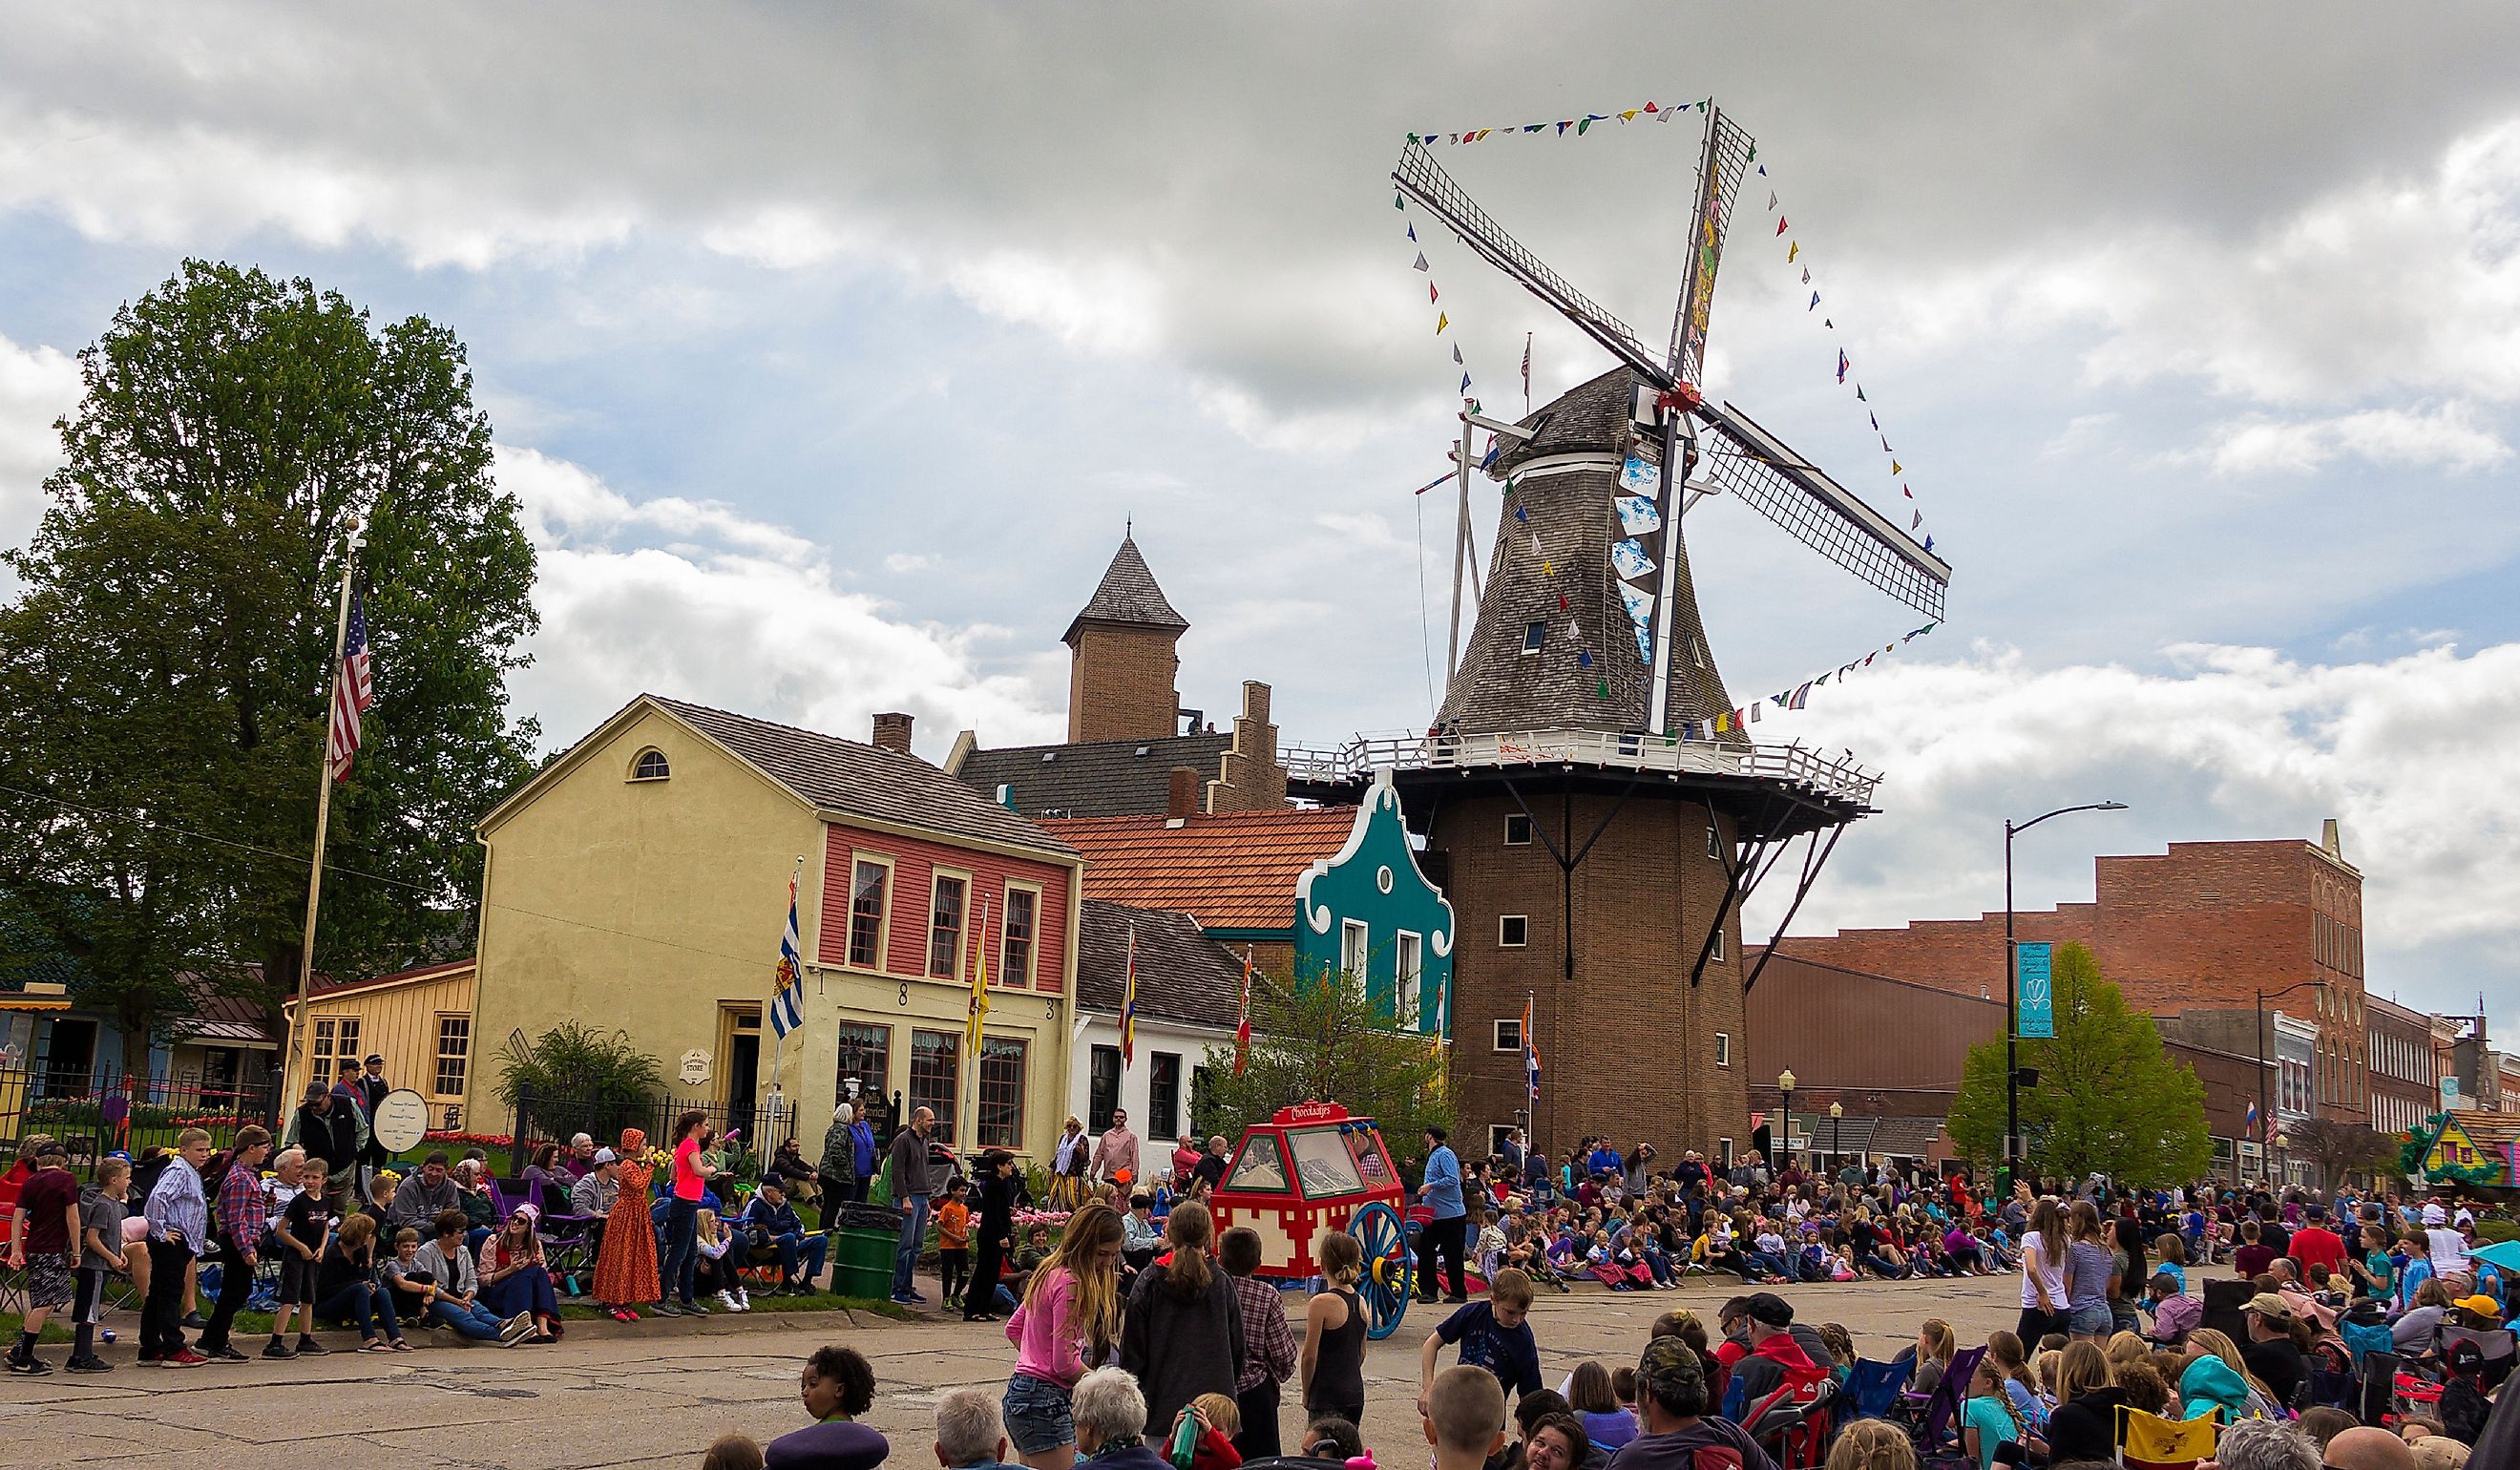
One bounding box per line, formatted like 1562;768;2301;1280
963;897;988;1165
283;526;362;1115
768;855;802;1145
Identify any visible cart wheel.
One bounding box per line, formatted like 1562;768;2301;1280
1351;1200;1413;1340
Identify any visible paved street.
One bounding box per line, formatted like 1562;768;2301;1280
0;1269;2066;1469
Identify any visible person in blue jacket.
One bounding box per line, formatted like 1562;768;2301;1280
1417;1125;1468;1304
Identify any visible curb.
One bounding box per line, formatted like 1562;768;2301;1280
61;1302;912;1368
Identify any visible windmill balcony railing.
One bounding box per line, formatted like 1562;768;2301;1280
1283;727;1880;807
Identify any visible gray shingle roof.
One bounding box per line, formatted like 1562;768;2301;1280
1076;898;1245;1029
1062;536;1188;643
1439;367;1738;734
650;697;1075;856
954;734;1231;820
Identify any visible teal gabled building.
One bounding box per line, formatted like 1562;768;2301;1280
1294;771;1456;1033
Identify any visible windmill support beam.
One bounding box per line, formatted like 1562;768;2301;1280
1740;822;1849;996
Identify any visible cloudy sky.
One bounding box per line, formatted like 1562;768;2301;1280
3;5;2514;1037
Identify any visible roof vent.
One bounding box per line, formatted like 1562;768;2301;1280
1040;751;1057;763
1135;746;1150;756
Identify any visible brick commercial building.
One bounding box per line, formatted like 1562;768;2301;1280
1782;825;2371;1125
2366;994;2443;1141
1745;951;2268;1181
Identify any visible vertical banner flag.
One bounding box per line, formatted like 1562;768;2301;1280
1121;922;1139;1068
2015;941;2054;1039
769;872;806;1040
1522;993;1542;1102
965;898;991;1055
327;584;376;782
1232;948;1254;1076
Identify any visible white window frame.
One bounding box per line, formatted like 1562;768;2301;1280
1000;879;1042;989
929;868;972;981
1713;1031;1731;1067
432;1013;471;1099
1499;914;1528;948
1710;925;1725;962
1493;1018;1523;1052
1340;918;1370;983
1489;1124;1517;1158
1522;620;1545;654
1706;825;1721;860
1504;813;1532;846
1395;930;1423;1028
627;746;671;782
847;852;895;972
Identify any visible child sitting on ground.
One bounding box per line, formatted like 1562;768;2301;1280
2142;1270;2201;1347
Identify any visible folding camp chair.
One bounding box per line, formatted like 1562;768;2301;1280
1843;1357;1909;1420
1904;1345;1982;1455
2441;1323;2516;1391
1740;1375;1835;1469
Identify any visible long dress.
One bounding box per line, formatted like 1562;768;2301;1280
593;1158;661;1306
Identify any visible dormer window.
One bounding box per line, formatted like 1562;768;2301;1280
629;748;670;782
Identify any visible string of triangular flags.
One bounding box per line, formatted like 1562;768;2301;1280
1495;470;1617;702
1679;621;1939;737
1757;165;1935;555
1405;97;1712;145
1396;199;1476;400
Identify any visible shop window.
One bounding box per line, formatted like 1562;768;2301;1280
909;1029;959;1145
977;1037;1027;1148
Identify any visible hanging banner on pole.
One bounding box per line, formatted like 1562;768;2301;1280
2015;942;2054;1039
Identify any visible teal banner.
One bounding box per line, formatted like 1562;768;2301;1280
2016;942;2054;1039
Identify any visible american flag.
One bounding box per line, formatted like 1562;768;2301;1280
327;586;375;782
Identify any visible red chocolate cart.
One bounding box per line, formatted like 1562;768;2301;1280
1207;1102;1416;1338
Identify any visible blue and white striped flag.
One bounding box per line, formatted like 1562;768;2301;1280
769;873;806;1039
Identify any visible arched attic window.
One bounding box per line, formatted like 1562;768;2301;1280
629;747;671;782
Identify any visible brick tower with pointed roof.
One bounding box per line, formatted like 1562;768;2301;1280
1064;535;1189;744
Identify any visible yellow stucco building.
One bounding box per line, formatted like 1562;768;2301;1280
466;695;1082;1162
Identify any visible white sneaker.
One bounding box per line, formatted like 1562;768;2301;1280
717;1290;740;1312
734;1289;751;1312
496;1312;535;1345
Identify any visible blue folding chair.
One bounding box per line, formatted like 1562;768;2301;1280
1845;1357;1909;1419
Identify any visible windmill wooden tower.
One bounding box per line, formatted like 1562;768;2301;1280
1290;106;1951;1166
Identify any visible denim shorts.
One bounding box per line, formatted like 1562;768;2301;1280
1003;1372;1076;1454
2068;1301;2113;1335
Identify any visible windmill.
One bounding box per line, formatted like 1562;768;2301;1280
1395;105;1950;738
1282;104;1951;1165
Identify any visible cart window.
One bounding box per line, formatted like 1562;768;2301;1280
1289;1127;1366;1197
1226;1134;1292;1192
1347;1131;1394;1189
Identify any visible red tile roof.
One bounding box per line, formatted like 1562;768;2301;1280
1040;808;1359;932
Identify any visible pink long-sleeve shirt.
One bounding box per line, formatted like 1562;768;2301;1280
1006;1266;1088;1387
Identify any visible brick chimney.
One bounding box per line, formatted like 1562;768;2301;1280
1166;765;1202;824
871;712;914;754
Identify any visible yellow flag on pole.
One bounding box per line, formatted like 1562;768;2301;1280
965;899;990;1055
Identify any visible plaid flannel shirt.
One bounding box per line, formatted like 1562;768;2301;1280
1230;1270;1297;1392
219;1160;268;1252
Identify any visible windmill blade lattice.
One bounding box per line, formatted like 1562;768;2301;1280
1695;401;1951;620
1668;108;1756;389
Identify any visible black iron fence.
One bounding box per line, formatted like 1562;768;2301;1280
0;1065;282;1167
503;1086;901;1178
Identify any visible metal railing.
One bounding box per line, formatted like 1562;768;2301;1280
1284;727;1880;807
0;1066;281;1166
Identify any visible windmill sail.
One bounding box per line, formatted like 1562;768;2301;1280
1695;401;1951;620
1395;141;1668;388
1668;108;1755;389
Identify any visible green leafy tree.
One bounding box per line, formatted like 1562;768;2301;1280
0;260;539;1067
1947;942;2212;1185
1197;967;1452;1160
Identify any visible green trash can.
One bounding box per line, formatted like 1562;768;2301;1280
830;1202;908;1300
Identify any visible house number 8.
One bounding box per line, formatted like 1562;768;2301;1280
898;981;910;1006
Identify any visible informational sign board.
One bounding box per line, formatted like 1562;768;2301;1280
370;1088;430;1155
2015;942;2055;1039
679;1048;711;1087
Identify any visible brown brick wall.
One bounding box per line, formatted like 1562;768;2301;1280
1432;791;1747;1166
1208;681;1289;814
1067;622;1182;744
1784;838;2373;1121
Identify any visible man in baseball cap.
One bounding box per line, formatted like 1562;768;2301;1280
1613;1337;1775;1470
1718;1292;1827;1412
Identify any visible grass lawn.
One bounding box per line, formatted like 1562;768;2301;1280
0;1288;908;1346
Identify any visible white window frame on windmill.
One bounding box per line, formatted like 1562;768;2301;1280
1522;620;1545;654
1504;813;1532;846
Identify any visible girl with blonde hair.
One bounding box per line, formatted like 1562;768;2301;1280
1004;1200;1127;1470
1299;1230;1368;1424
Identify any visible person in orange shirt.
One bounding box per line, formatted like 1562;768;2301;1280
935;1178;973;1311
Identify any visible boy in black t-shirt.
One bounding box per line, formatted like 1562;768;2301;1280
266;1154;335;1359
1418;1267;1542;1416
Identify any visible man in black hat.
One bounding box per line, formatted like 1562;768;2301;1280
1714;1292;1829;1410
1607;1337;1775;1470
355;1054;392;1186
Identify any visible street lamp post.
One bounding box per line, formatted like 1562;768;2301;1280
2255;978;2323;1188
1775;1070;1796;1177
2004;801;2130;1197
2274;1131;2291;1189
1829;1101;1843;1177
